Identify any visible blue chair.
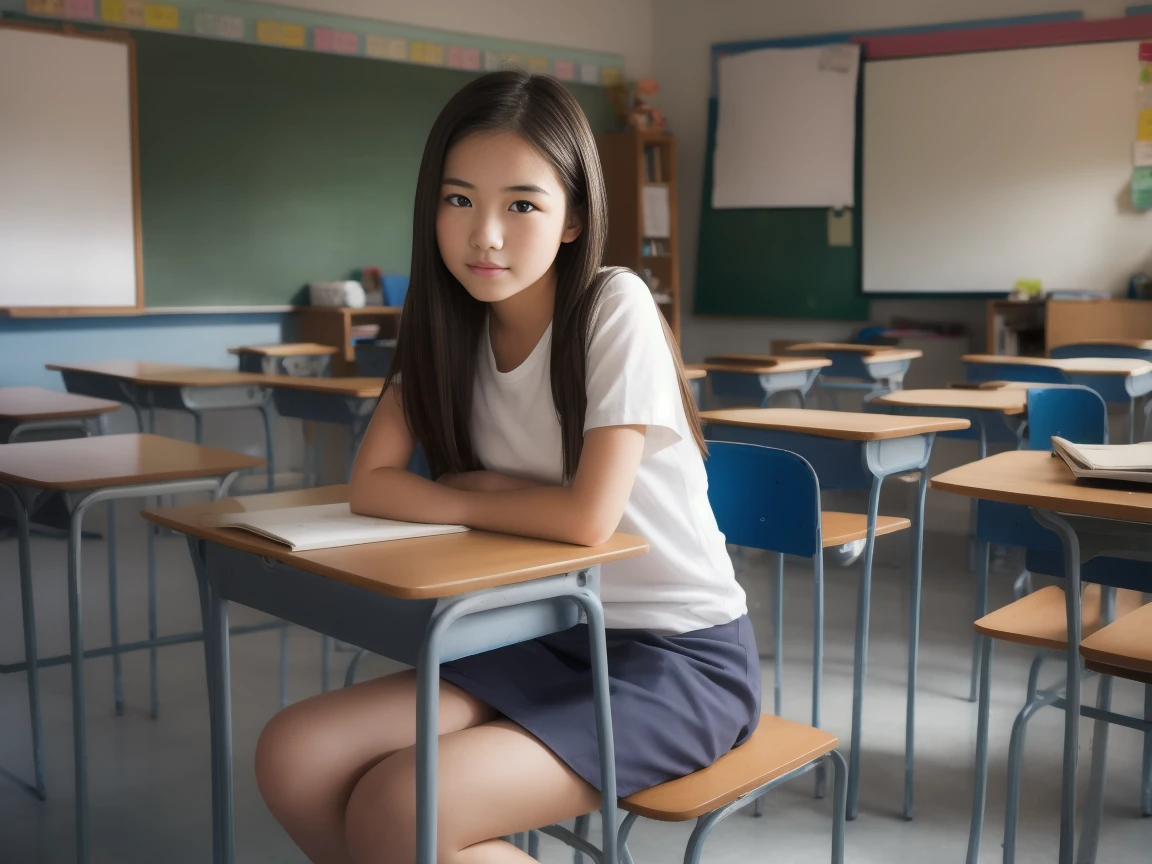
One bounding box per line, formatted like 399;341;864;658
967;386;1108;699
964;387;1152;862
705;441;907;804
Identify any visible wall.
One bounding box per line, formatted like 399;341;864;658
653;0;1131;362
259;0;653;77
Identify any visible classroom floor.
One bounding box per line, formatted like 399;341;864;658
0;514;1148;863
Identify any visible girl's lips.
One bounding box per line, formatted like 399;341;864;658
467;264;509;278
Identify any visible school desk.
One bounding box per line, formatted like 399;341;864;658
228;342;337;377
785;343;924;405
261;375;383;483
962;354;1152;443
699;408;969;821
684;366;706;407
46;361;277;491
0;387;120;444
0;434;263;864
143;485;648;864
931;450;1152;864
1049;338;1152;362
691;356;832;408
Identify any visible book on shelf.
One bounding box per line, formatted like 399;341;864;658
202;502;469;552
643;144;663;183
1052;437;1152;485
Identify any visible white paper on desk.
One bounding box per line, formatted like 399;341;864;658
203;503;468;552
642;185;671;238
712;44;860;209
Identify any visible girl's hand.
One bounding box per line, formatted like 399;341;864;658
438;470;542;493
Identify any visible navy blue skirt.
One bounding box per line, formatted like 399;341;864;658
440;614;761;797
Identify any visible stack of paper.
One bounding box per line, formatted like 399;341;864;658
1052;437;1152;484
203;502;468;552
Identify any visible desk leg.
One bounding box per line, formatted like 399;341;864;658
1077;588;1116;864
66;502;91;864
192;538;234;864
968;543;991;705
2;486;47;800
106;501;124;717
258;402;276;493
1031;509;1083;864
1142;685;1151;817
846;477;884;821
902;471;928;821
415;583;617;864
965;636;995;864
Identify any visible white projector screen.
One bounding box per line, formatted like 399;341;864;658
0;27;140;309
863;40;1152;295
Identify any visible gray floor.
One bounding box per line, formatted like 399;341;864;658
1;511;1149;863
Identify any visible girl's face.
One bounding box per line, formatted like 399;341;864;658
436;130;582;304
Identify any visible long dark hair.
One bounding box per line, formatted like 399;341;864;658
387;70;705;481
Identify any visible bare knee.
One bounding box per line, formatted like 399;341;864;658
255;700;337;820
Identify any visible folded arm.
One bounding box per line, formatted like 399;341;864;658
348;385;644;546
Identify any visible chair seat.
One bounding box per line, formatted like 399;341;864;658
1084;659;1152;685
1079;602;1152;677
975;585;1146;651
620;714;837;822
821;511;910;548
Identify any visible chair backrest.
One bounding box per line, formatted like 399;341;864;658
966;363;1068;385
1025;385;1107;450
704;441;821;559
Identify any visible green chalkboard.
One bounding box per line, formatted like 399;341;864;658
134;31;614;307
693;98;868;321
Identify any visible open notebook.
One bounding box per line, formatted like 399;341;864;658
1051;437;1152;485
202;503;468;552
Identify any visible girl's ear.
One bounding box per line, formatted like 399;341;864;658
561;210;584;244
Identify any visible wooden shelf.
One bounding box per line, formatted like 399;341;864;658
597;131;681;342
298;306;403;375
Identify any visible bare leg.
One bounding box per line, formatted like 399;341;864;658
345;718;601;864
255;669;497;864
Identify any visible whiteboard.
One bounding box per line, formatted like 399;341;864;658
0;27;140;309
863;39;1152;295
713;44;860;209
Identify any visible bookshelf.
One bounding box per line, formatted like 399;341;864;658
596;131;681;341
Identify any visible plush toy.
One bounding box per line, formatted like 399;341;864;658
628;77;665;132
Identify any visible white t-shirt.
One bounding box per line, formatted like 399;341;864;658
471;270;747;635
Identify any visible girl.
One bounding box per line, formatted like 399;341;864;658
255;70;759;864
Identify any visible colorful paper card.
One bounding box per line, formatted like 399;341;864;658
528;56;548;73
447;46;481;70
602;67;622;86
143;3;178;29
193;12;244;39
63;0;95;19
365;34;407;61
26;0;63;14
580;63;599;84
553;59;575;81
1139;109;1152;142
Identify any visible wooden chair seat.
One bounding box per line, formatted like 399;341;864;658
975;585;1146;651
1084;660;1152;685
1079;602;1152;678
620;714;838;822
821;511;910;548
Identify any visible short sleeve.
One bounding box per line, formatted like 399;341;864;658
583;272;685;453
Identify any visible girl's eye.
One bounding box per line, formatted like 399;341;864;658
509;201;537;213
445;194;472;207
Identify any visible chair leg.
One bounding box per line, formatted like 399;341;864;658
813;550;827;800
965;636;994;864
1025;650;1050;705
830;751;847;864
903;470;928;821
1076;674;1114;864
773;551;784;718
1004;688;1060;864
344;648;369;688
278;627;289;708
618;812;639;864
573;813;589;864
321;635;333;692
1143;684;1152;818
969;541;990;703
